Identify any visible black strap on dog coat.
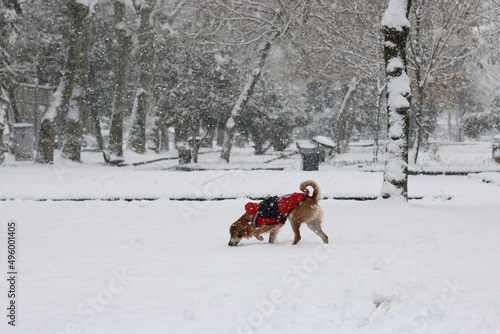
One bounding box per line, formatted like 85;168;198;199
252;196;285;227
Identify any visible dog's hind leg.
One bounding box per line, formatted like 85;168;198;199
291;222;302;245
307;218;329;244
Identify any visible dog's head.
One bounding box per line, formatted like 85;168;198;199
228;222;244;246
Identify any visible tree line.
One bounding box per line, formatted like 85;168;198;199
0;0;498;166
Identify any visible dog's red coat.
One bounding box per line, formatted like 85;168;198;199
244;193;307;227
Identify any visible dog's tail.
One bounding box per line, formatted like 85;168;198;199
300;180;321;202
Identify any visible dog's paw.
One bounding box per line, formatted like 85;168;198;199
255;235;264;241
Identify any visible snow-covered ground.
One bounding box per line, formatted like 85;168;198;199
1;142;500;333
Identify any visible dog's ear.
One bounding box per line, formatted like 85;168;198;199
229;223;243;239
236;229;244;238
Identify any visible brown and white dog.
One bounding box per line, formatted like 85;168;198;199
228;180;328;246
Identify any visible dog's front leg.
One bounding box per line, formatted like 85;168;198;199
255;235;264;241
268;228;279;243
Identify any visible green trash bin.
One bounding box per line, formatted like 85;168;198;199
300;147;321;171
176;142;191;164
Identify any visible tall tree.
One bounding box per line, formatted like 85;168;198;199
108;0;133;157
149;0;187;153
61;0;92;162
127;0;155;154
36;0;93;163
333;77;360;154
0;0;23;139
86;0;115;151
0;0;23;84
0;88;8;163
408;0;484;163
220;26;281;162
302;0;388;155
0;0;22;163
381;0;412;200
218;0;311;162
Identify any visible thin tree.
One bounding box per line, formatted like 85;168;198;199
61;0;92;162
220;26;281;162
150;0;187;153
127;0;155;154
108;0;133;157
1;0;23;163
218;1;310;162
409;0;484;163
333;77;360;154
36;0;92;163
1;0;23;160
0;88;8;164
35;83;62;164
381;0;412;200
301;0;388;155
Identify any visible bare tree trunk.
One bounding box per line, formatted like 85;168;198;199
150;105;169;153
219;29;281;163
216;126;225;146
108;0;132;157
35;82;65;164
4;84;20;124
35;7;85;165
334;77;359;154
447;108;452;141
150;1;185;154
411;1;423;164
0;124;3;164
61;0;92;162
91;106;104;150
128;0;155;154
191;130;210;164
0;88;6;164
54;50;79;149
152;116;169;153
381;0;412;201
374;81;386;162
36;119;56;163
413;83;425;163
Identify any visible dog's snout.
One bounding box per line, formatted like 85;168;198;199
228;237;240;246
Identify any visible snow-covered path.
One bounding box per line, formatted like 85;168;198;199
2;162;500;204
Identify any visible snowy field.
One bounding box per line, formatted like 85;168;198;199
1;142;500;333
